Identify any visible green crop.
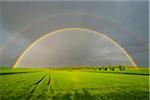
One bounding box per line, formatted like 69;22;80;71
0;67;149;100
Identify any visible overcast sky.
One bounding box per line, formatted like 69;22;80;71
0;1;149;67
17;29;133;68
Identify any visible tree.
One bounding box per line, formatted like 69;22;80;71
111;67;115;71
119;65;125;71
108;66;114;71
104;67;107;71
99;67;102;71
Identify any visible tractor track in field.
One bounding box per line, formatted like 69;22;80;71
48;74;51;85
26;74;47;99
34;74;47;85
16;72;52;99
43;74;53;99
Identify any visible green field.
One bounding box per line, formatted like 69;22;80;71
0;67;149;100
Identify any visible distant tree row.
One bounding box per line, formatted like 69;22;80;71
98;65;126;71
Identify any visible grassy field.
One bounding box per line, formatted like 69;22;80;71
0;67;149;100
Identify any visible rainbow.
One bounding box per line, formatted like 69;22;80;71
13;28;137;68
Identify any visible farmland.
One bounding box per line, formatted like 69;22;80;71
0;67;149;100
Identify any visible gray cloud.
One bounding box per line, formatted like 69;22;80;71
0;1;149;67
17;30;133;68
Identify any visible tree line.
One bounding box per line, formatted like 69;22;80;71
98;65;126;71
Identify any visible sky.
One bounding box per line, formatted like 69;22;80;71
0;1;149;67
16;29;133;68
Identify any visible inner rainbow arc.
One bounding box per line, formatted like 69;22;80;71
13;28;137;68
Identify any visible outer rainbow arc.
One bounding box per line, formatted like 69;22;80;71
13;28;137;68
